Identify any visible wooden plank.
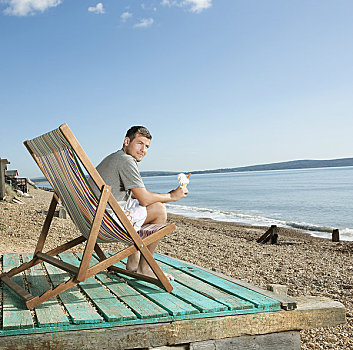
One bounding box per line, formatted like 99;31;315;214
159;254;297;310
124;278;199;317
82;253;171;320
2;253;34;330
190;331;301;350
155;262;252;312
118;257;250;313
164;280;230;313
155;254;280;312
44;257;103;325
36;252;79;275
21;254;70;327
107;256;199;317
158;255;280;310
60;253;136;322
100;276;170;320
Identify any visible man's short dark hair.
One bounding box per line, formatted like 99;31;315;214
125;126;152;141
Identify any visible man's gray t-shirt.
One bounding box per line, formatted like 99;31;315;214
91;149;145;205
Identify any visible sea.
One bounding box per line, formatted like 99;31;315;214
34;166;353;241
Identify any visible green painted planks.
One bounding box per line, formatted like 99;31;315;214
123;278;199;317
157;262;252;312
155;254;281;312
165;280;229;313
22;253;70;327
84;254;170;320
0;252;285;338
118;257;237;313
107;256;199;317
44;257;103;325
2;253;34;330
60;253;136;322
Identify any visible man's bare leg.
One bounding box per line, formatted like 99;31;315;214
126;251;140;272
128;202;174;280
126;202;164;272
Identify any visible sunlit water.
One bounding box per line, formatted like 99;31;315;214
144;167;353;241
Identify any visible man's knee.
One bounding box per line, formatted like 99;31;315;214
147;202;167;224
155;202;167;223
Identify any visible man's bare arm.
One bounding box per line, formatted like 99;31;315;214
131;187;188;207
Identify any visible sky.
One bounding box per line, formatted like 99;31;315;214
1;0;353;178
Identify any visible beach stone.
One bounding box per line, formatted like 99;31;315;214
267;284;288;296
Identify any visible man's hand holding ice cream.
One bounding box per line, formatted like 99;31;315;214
169;173;190;201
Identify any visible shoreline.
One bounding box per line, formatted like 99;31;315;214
0;187;352;349
35;184;353;242
166;210;352;242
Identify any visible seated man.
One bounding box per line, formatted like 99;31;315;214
91;126;188;280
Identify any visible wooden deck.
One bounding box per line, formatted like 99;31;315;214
0;252;284;338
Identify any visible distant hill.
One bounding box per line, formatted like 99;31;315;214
31;157;353;181
141;157;353;177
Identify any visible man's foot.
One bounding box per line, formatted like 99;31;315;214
126;252;140;272
136;266;174;281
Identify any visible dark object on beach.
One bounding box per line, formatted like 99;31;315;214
0;158;10;200
271;232;278;244
257;225;278;244
332;229;340;242
278;241;303;245
40;206;67;219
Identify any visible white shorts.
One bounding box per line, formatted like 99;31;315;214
107;199;147;232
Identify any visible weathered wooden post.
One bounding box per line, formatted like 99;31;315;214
257;225;278;244
0;158;10;200
332;229;340;242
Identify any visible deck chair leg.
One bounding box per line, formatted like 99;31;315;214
94;244;107;262
26;277;78;310
34;193;59;255
77;185;111;282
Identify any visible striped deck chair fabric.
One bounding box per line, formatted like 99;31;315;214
26;127;163;244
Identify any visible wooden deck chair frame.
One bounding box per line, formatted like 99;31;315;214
0;123;175;310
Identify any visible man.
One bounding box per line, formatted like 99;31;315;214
92;126;188;280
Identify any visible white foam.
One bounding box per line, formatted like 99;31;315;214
166;204;353;241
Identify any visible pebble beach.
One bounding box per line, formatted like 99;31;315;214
0;186;352;349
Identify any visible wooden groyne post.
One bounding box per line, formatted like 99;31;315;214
0;158;10;200
332;229;340;242
257;225;278;244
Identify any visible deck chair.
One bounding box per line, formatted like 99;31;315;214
0;123;175;309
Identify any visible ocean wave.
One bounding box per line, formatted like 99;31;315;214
166;204;281;226
284;222;333;233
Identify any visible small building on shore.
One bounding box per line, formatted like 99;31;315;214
0;159;28;198
5;169;18;178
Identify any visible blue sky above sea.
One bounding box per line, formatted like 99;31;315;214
1;0;353;178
